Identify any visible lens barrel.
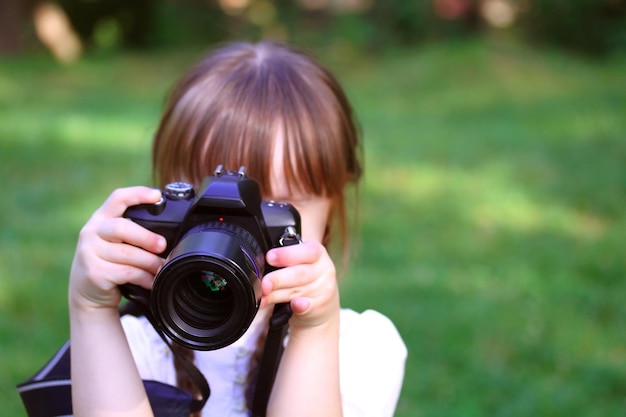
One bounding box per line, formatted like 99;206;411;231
151;222;264;350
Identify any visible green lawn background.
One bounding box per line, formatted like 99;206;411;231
1;38;625;416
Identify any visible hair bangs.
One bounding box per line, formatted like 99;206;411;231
276;70;352;201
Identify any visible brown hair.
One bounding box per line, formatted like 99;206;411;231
151;40;362;415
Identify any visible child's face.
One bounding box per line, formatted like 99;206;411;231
267;131;331;243
273;190;331;244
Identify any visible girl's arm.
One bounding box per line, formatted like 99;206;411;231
70;304;154;417
261;242;343;417
262;245;407;417
270;313;342;417
68;187;165;417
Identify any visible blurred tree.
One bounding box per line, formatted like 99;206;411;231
0;0;38;54
0;0;21;53
58;0;156;49
2;0;624;58
521;0;626;55
365;0;482;48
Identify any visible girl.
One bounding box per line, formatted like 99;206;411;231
68;41;406;417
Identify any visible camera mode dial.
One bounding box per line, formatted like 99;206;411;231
165;182;195;200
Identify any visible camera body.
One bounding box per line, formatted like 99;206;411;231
122;166;300;351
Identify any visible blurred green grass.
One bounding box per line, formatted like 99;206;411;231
1;38;625;416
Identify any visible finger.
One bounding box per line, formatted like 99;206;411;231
261;264;316;296
75;233;164;281
290;297;312;315
70;248;158;303
110;262;158;290
97;217;166;254
262;276;334;307
97;241;165;276
266;241;324;268
98;262;157;291
96;186;162;219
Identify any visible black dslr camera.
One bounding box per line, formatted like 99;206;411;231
122;166;301;351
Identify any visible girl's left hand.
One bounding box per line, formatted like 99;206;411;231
261;241;339;330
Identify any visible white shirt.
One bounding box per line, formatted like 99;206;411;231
122;308;407;417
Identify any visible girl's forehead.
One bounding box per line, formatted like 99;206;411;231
267;129;291;200
266;128;311;202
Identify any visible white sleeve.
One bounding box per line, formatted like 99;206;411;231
120;315;177;385
339;309;407;417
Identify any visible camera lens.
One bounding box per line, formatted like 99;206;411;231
151;222;265;350
173;270;233;329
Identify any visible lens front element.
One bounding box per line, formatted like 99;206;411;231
151;223;264;350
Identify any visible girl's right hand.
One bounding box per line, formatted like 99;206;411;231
69;186;167;312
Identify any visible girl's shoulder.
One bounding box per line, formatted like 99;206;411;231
337;309;407;417
339;308;407;356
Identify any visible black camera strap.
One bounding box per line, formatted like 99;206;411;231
251;226;301;417
251;302;292;417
